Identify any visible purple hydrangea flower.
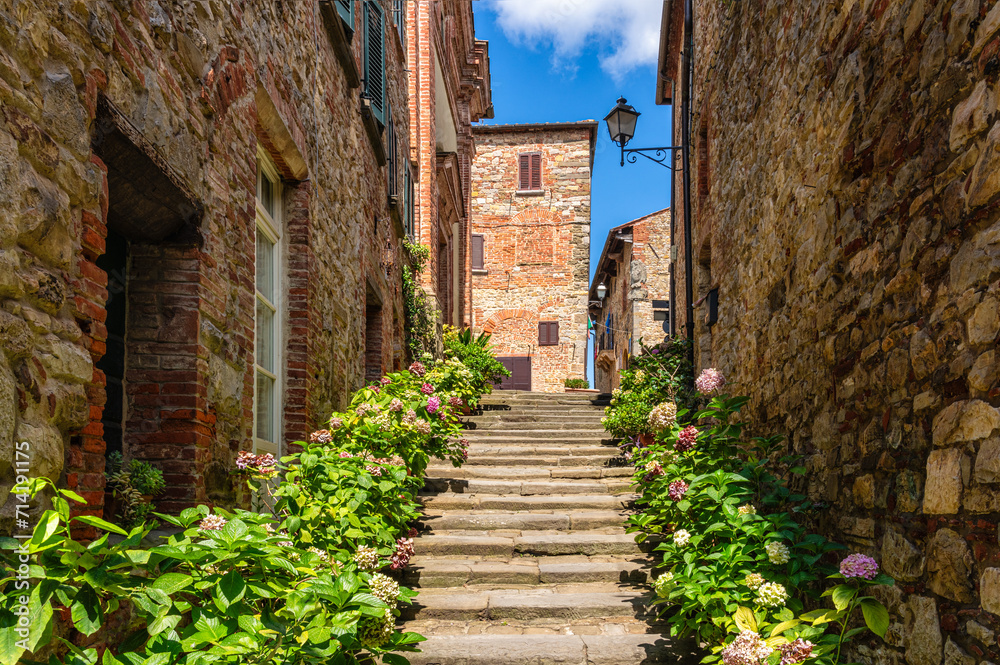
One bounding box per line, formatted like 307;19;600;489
840;553;879;580
426;396;441;414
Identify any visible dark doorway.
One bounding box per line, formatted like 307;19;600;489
96;230;128;458
365;303;383;384
497;356;531;391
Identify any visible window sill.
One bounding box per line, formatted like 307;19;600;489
472;269;488;275
516;189;545;196
360;97;387;166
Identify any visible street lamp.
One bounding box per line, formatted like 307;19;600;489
604;97;681;168
596;283;607;300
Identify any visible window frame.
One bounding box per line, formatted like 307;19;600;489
517;152;543;193
471;233;485;271
254;146;283;458
538;320;559;346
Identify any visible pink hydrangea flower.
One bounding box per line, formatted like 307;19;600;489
310;429;333;444
721;630;772;665
840;553;879;580
409;361;426;377
668;480;689;501
421;383;435;395
426;396;441;414
380;376;392;385
675;426;698;452
644;460;663;476
448;396;464;407
371;385;380;394
330;417;344;429
199;514;227;531
778;639;815;665
338;451;352;458
695;368;726;394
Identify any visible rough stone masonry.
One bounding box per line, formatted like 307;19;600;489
659;0;1000;662
0;0;415;524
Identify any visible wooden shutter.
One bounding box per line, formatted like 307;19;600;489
364;1;385;126
471;234;484;270
336;0;353;27
539;321;559;346
386;103;397;198
518;154;531;190
530;153;542;190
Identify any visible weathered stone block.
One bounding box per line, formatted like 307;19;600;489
881;528;925;581
969;350;998;392
932;399;1000;446
926;528;974;603
923;448;969;514
943;638;975;665
975;437;1000;483
911;330;939;380
966;620;995;646
896;469;924;513
982;568;1000;616
906;596;942;665
950;80;994;151
968;296;999;346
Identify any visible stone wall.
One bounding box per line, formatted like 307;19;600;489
661;0;1000;660
470;123;595;392
590;209;672;393
0;0;412;523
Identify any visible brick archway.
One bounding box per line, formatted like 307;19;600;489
481;308;537;334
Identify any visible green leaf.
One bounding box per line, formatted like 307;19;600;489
769;620;800;637
73;515;128;536
216;570;246;611
32;511;61;545
102;651;124;665
831;584;856;611
734;606;757;633
860;598;889;638
71;587;103;636
151;573;194;594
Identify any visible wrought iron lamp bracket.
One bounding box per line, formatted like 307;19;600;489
619;144;683;169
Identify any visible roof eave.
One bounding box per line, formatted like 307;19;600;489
656;0;684;106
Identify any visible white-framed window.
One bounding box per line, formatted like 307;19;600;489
255;146;283;457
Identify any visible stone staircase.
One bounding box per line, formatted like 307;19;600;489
401;391;698;665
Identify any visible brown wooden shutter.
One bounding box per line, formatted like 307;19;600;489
538;322;559;346
471;234;484;270
518;154;531;190
530;153;542;190
550;321;559;344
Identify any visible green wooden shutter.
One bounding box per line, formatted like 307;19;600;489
336;0;353;28
364;1;386;126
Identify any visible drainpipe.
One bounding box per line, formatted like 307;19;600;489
680;0;695;374
452;221;460;325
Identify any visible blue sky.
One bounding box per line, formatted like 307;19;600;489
471;1;674;386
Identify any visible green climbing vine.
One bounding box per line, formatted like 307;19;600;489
402;239;437;358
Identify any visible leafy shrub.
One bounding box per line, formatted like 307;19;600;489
104;453;165;530
402;240;437;358
564;379;589;389
1;350;501;665
601;338;692;439
442;327;509;401
617;369;893;664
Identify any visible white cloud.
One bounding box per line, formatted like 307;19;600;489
487;0;662;79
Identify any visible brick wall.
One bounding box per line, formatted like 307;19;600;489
661;0;1000;659
470;123;595;392
0;0;413;524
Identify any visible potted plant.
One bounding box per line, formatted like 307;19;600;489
103;453;165;529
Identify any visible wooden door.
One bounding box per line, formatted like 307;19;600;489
497;356;532;391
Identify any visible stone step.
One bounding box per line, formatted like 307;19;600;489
462;455;624;468
422;478;632;496
467;413;606;423
425;465;632;480
401;584;653;622
413;530;645;557
400;633;699;665
480;399;610;408
466;422;607;432
404;555;652;587
420;510;626;532
466;442;617;453
419;493;635;512
466;428;609;437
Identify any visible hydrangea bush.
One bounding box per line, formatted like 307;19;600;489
601;338;692;439
614;367;895;664
0;343;501;665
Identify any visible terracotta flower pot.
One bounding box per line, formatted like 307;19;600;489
638;432;655;447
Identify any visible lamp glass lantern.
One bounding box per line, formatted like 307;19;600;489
603;97;640;147
596;283;608;300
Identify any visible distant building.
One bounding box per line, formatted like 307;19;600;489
470;122;596;392
406;0;492;329
589;209;672;393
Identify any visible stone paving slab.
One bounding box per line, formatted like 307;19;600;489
418;494;636;511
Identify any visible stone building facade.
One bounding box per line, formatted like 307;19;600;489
469;122;595;392
0;0;421;523
406;0;492;330
658;0;1000;660
589;208;672;393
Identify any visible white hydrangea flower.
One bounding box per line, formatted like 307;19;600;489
755;582;789;608
765;540;789;565
653;571;675;598
673;529;691;547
